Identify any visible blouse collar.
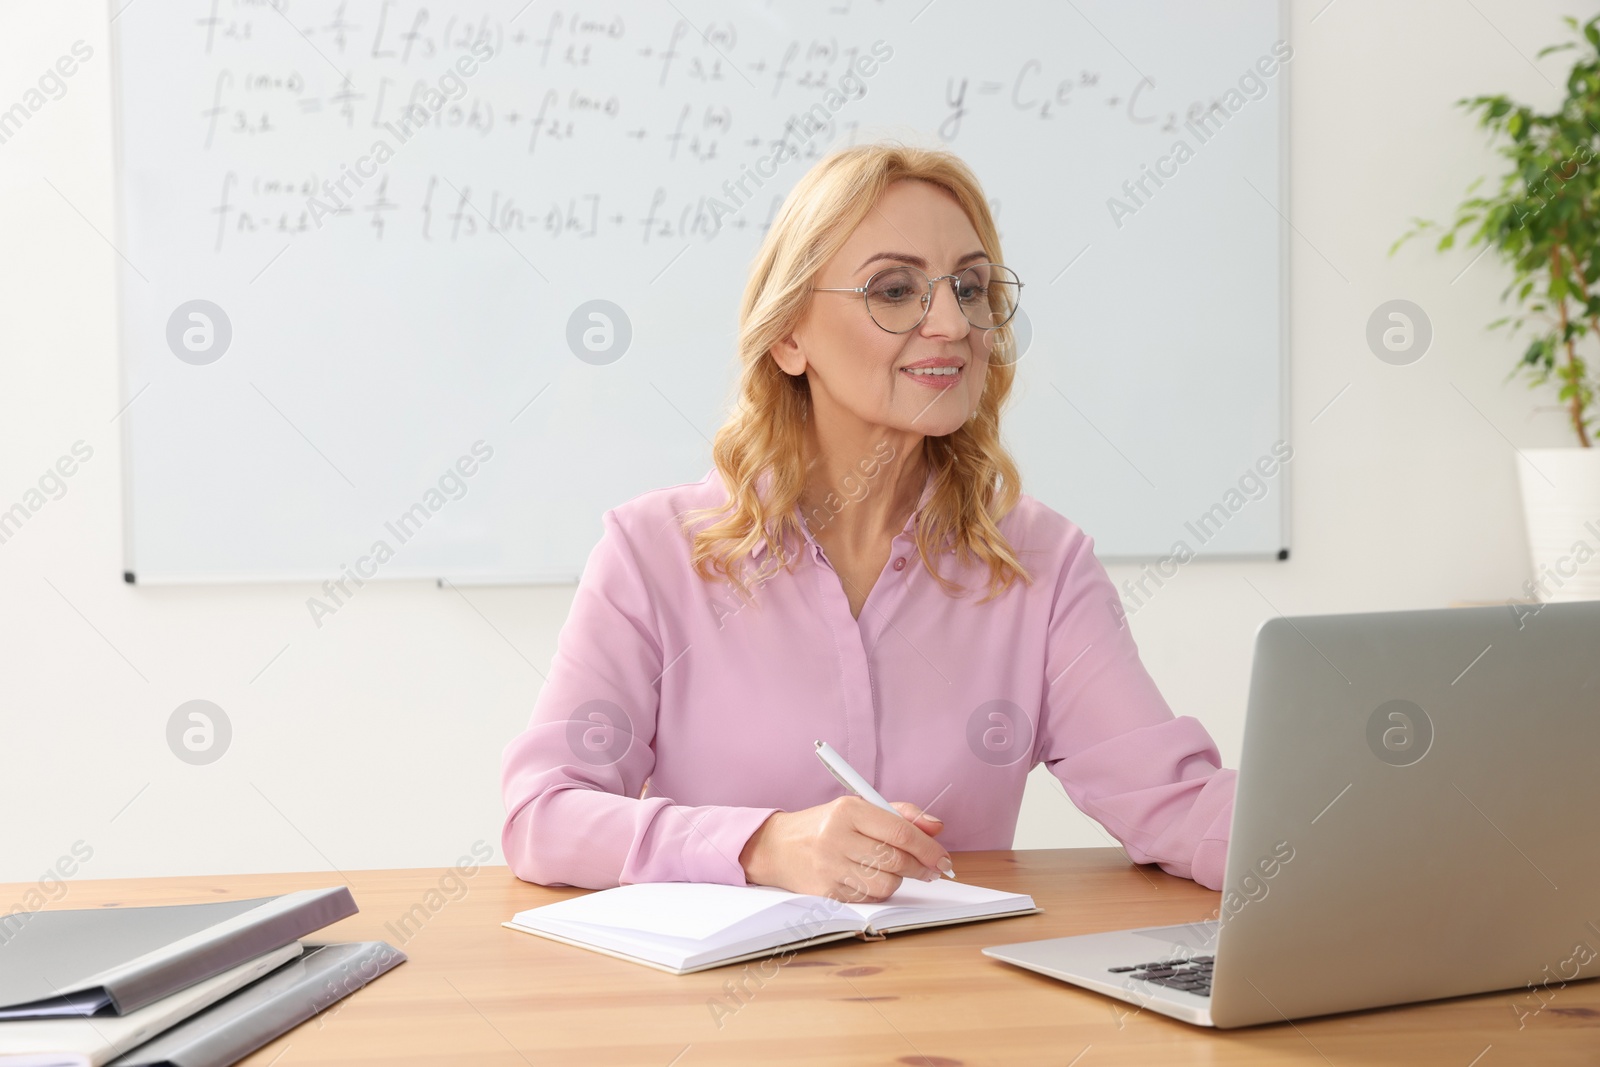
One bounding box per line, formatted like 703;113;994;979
744;465;937;562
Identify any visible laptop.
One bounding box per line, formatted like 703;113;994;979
983;599;1600;1028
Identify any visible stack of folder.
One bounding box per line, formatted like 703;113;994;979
0;887;404;1067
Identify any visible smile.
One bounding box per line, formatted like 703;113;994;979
901;366;964;385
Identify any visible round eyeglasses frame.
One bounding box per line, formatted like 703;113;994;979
811;262;1025;335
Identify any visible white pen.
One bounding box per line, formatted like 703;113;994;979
813;739;955;879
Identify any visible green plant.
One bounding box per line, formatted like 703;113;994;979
1392;14;1600;447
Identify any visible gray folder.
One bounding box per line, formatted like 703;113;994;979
104;942;405;1067
0;889;356;1019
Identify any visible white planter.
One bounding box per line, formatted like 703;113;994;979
1516;447;1600;602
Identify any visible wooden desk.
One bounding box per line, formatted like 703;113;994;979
11;849;1598;1065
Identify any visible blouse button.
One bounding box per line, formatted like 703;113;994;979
893;557;906;571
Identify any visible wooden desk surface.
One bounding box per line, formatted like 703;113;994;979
10;849;1597;1066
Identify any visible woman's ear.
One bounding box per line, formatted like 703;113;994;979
770;333;805;377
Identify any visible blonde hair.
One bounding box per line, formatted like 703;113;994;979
680;141;1031;603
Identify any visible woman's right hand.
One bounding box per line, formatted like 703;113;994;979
738;797;953;902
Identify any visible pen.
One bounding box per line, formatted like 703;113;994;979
813;740;955;879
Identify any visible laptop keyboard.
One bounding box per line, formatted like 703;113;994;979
1107;956;1214;997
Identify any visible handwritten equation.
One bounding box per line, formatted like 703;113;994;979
129;1;1228;256
191;2;1202;150
210;168;801;246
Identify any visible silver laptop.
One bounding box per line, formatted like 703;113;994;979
983;599;1600;1028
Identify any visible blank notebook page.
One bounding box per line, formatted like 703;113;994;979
515;883;852;940
845;878;1035;928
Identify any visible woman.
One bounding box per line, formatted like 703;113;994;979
500;143;1236;901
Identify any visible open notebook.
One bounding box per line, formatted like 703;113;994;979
504;878;1039;974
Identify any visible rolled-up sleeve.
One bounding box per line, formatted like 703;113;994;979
1035;531;1236;891
499;510;779;889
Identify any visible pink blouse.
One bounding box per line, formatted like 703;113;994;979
500;469;1236;891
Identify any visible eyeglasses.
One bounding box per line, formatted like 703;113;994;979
812;262;1025;334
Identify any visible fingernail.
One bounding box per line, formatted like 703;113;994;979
937;857;955;878
921;812;943;823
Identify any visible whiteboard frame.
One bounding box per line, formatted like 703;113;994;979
110;0;1294;584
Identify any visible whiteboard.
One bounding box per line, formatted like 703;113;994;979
112;0;1289;583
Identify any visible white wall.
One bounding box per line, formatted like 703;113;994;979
0;0;1584;885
